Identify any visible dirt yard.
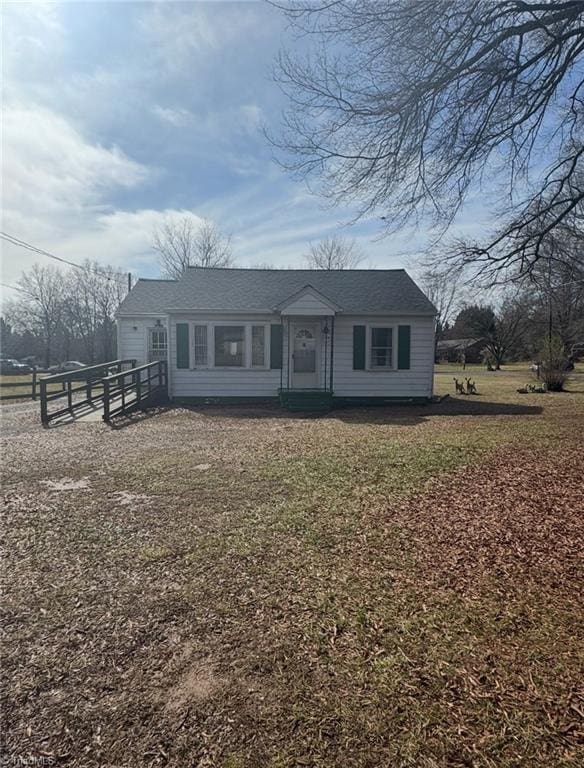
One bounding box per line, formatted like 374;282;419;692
1;369;583;767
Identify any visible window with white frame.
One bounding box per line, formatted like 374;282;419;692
251;325;266;367
148;327;167;361
214;325;245;367
194;324;208;366
370;326;393;368
190;323;269;368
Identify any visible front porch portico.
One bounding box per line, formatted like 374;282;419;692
276;285;339;411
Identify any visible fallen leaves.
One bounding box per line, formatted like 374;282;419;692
1;375;583;767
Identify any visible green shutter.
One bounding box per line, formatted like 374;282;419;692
176;323;190;369
398;325;411;369
353;325;366;370
270;324;283;369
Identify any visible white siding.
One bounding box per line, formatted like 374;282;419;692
118;316;165;364
331;315;434;398
170;314;282;398
281;291;336;316
165;313;434;400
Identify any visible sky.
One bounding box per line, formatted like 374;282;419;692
1;0;488;303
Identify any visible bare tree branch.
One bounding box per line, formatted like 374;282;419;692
304;235;363;268
153;216;234;279
270;0;584;284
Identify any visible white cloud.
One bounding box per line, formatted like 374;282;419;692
138;2;262;75
3;104;148;222
153;105;194;127
55;209;205;271
239;104;263;133
1;102;155;296
0;208;206;306
2;2;64;64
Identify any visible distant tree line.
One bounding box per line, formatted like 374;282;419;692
435;256;584;368
2;262;127;368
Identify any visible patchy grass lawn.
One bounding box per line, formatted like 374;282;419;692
1;370;583;767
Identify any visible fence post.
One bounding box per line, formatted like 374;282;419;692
40;378;48;425
86;375;92;404
103;378;110;422
136;370;142;409
67;379;73;414
32;368;37;401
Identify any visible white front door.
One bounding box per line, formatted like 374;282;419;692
291;322;319;389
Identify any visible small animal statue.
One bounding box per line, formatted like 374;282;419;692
465;378;477;395
453;377;465;395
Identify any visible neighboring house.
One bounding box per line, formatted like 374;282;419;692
436;337;487;364
116;267;437;410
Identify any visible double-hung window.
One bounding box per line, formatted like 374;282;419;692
370;326;394;369
193;325;208;366
251;325;266;367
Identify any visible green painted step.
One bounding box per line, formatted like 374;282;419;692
278;389;334;412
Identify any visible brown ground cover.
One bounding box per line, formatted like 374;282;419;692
1;369;583;767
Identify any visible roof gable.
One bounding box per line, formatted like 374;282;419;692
277;285;343;315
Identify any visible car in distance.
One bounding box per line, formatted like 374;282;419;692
0;358;32;374
48;361;87;374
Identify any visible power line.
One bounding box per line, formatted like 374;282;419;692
0;232;129;284
0;282;39;300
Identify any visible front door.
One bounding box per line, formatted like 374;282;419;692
148;327;167;362
292;323;318;389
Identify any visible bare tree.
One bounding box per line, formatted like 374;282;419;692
95;264;126;360
5;261;126;366
271;1;584;284
305;235;363;269
153;216;234;279
485;296;530;369
66;262;126;363
527;241;584;357
420;267;461;346
5;264;64;367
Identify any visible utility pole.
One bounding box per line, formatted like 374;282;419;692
128;272;132;293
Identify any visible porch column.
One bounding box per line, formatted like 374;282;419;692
329;315;335;393
286;316;291;390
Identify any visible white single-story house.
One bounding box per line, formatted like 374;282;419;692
116;267;437;410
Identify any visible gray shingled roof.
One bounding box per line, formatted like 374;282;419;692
118;268;436;316
117;279;178;315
